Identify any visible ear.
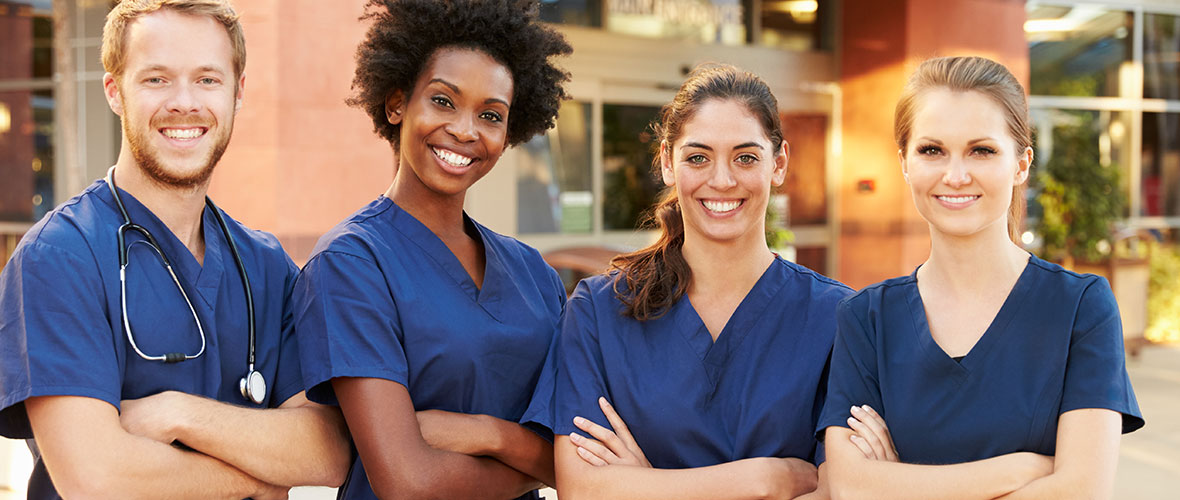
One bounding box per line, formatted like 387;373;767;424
771;140;789;187
385;90;406;125
898;148;909;183
234;72;246;113
1015;146;1033;185
103;73;124;116
659;141;675;187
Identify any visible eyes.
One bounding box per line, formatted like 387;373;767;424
916;144;998;157
141;76;222;86
684;152;759;165
431;94;505;123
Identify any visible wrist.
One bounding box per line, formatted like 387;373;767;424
473;413;507;457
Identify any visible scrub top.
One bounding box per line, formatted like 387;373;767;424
817;254;1144;465
293;196;565;500
0;179;304;499
524;257;853;468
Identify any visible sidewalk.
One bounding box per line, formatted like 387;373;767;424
1115;343;1180;499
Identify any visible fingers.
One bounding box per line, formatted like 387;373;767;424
859;405;898;461
574;415;628;457
846;411;889;460
848;434;876;459
569;432;614;466
598;397;634;444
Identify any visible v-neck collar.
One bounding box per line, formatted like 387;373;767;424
386;198;510;322
905;255;1034;380
105;184;225;310
671;257;788;384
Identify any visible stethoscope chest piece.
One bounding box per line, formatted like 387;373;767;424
240;369;266;405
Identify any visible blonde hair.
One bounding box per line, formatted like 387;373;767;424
895;56;1032;241
102;0;246;81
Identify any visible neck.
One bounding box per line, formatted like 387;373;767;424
385;164;467;240
112;152;210;264
920;221;1028;295
681;226;776;297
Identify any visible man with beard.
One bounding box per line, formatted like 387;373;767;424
0;1;350;498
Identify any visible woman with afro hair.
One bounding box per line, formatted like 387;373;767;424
291;1;571;498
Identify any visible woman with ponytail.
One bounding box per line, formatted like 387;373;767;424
523;64;852;499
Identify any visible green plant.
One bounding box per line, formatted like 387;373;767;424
1147;241;1180;344
1033;111;1126;263
765;201;795;250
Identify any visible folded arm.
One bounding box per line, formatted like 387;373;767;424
993;409;1122;500
26;395;285;500
417;409;555;486
119;390;351;487
334;376;541;500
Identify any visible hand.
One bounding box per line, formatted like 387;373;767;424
119;391;187;445
846;404;898;462
569;397;651;468
415;409;491;456
758;456;818;499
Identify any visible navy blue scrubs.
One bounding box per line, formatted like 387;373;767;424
293;197;565;500
0;180;304;499
817;255;1144;465
525;257;852;468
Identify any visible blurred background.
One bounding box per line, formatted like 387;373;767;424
1;0;1178;497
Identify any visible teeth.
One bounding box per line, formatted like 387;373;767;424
433;147;473;167
702;200;742;213
162;128;204;139
938;195;978;204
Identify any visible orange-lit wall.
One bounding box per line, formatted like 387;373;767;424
838;0;1029;289
0;3;33;222
209;0;393;263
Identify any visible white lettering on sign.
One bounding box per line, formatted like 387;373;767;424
609;0;743;27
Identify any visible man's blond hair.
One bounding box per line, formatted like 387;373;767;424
102;0;246;80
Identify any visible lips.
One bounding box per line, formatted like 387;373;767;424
431;146;477;175
700;199;744;214
934;194;981;208
159;127;208;141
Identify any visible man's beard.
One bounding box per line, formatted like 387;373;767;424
124;116;231;189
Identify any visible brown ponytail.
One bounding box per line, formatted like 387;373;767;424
610;64;783;320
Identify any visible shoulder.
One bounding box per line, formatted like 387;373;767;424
476;220;551;273
836;273;915;322
306;197;397;263
9;182;115;266
1024;256;1118;329
214;208;295;270
775;258;855;302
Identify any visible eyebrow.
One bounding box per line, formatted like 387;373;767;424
680;141;764;151
916;137;998;145
429;78;509;108
135;65;227;76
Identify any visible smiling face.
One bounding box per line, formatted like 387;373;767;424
661;99;787;246
388;47;513;198
901;88;1031;240
104;9;243;188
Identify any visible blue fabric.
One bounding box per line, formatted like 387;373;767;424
0;179;303;498
293;197;565;500
524;257;852;468
816;254;1144;465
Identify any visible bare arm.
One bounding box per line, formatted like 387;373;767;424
417;409;555;486
334;376;542;500
119;390;351;487
26;395;285;500
823;426;1053;500
993;409;1122;500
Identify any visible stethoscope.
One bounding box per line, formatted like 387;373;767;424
105;166;267;405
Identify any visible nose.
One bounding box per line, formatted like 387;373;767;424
942;157;972;188
444;112;478;143
707;162;738;190
166;82;201;115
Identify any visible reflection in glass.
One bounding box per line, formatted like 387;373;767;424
603;104;661;231
1145;13;1180;101
0;90;54;222
1026;4;1131;97
1142;113;1180;218
606;0;745;46
1029;109;1131;232
517;102;594;234
540;0;603;27
758;0;829;51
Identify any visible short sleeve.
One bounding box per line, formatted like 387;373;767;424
1060;278;1144;433
292;249;408;406
545;284;612;437
0;243;122;438
268;256;305;408
815;295;884;441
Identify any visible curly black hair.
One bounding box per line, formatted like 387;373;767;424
347;0;572;147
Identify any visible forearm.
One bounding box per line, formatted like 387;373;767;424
371;445;541;500
992;474;1106;500
480;415;556;486
166;392;350;487
828;456;1035;500
27;396;276;500
558;457;779;500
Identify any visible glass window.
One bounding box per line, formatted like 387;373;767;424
0;89;54;222
1026;4;1132;97
758;0;830;51
540;0;603;27
1029;109;1131;222
517;101;594;234
1142;113;1180;218
1145;13;1180;101
603;104;662;231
